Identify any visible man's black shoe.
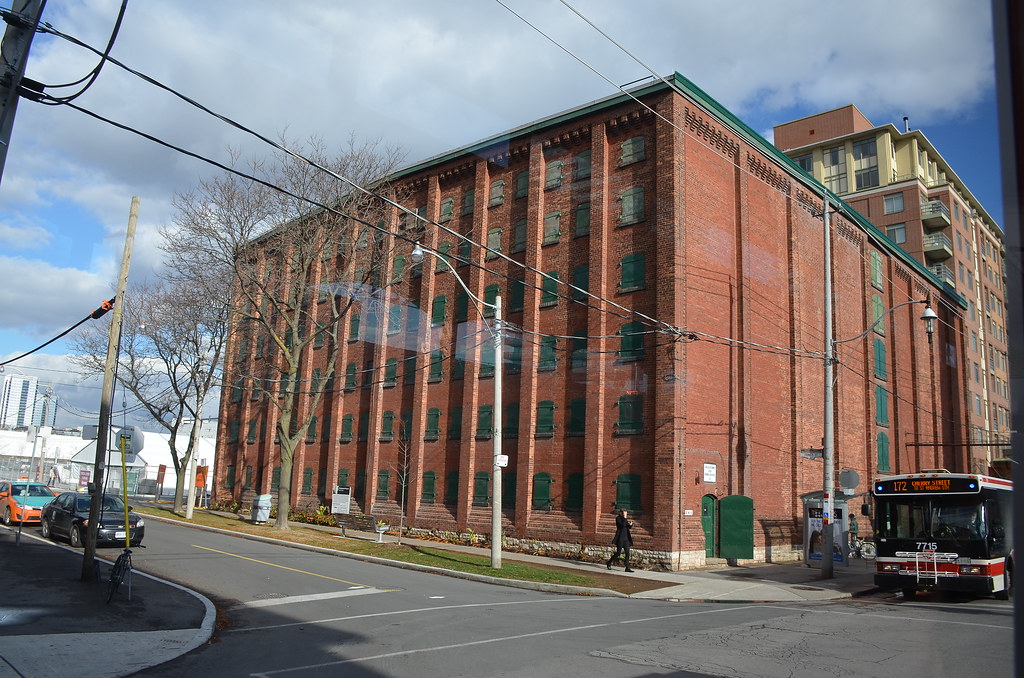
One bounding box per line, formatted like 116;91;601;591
625;568;634;572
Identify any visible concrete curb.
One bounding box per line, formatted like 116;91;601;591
143;513;629;599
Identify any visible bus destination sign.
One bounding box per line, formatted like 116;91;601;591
874;476;980;495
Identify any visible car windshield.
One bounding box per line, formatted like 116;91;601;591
10;484;53;497
75;495;127;512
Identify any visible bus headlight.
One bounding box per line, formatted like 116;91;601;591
959;566;982;575
880;563;900;572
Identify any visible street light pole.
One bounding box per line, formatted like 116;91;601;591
411;243;503;568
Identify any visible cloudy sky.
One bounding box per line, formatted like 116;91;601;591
0;0;1002;427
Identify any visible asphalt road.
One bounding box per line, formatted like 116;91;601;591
130;520;1014;678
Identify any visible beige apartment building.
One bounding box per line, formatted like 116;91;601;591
775;106;1010;475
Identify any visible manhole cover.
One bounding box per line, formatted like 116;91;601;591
791;585;825;591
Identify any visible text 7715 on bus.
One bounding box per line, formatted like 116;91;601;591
871;471;1013;599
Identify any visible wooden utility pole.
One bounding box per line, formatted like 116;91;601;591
0;0;44;186
81;197;138;581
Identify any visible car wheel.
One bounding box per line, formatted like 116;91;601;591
41;517;52;539
2;507;10;525
69;524;82;548
995;562;1013;600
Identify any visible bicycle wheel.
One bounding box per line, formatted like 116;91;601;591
106;550;132;603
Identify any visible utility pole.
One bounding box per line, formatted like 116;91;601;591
81;197;138;582
0;0;44;187
821;196;836;579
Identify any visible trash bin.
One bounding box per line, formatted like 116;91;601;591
252;494;272;523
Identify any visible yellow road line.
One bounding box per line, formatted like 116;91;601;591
193;544;369;587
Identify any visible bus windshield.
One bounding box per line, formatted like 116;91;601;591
876;497;985;541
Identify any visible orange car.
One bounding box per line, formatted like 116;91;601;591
0;480;56;525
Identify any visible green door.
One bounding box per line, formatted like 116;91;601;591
701;495;717;558
719;495;754;559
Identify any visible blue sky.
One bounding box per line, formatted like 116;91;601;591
0;0;1002;427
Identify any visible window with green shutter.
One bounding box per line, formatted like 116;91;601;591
439;197;455;223
225;465;236;489
344;362;357;390
444;471;459;505
507;337;523;374
543;212;561;244
348;313;360;342
422;471;438;503
377;470;390;499
479;335;495;378
877;432;890;472
570;335;587;370
306;416;318;443
358;411;369;442
391;255;406;283
256;335;265;358
384;358;398;387
876;385;889;426
231;378;244;402
488;180;506;207
271;465;281;491
545;160;563;189
244;465;253;489
574;201;590;237
451;343;466;380
428;350;444;382
387;306;401;335
540;272;560;307
246;419;257;444
302;468;314;494
473;471;491;506
457;238;471;264
476;404;494;439
462;189;475;215
870;251;883;290
321;413;331;441
337;468;350;489
536;400;556;437
539;335;558;371
618;322;645;360
339;414;353;442
873;339;887;379
619;253;645;291
318;469;328;496
228;420;240;443
486;228;502;259
436;241;452;272
619;187;645;225
616;394;643;434
568;398;586;435
503;472;517;509
565;472;583;510
509;277;526;312
313;323;325;348
483;284;499;318
403;355;416;385
425;408;441;440
514;170;529;199
571;264;589;300
504;401;519;438
533;472;554;509
448;406;463;439
362;360;373;387
619;136;645;165
380;411;394;441
872;294;885;335
312;368;323;392
454;289;469;323
431;295;447;325
355;469;366;501
574;150;591;180
400;409;412;441
614;473;641;510
511;219;527;254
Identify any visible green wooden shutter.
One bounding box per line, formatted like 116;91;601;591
488;180;506;206
509;278;526;312
619;322;645;360
345;363;357;389
511;219;527;253
565;473;583;510
432;295;447;324
476;404;494;438
377;470;390;499
425;408;441;439
439;197;455;222
539;335;557;371
387;306;401;335
872;294;885;335
483;284;499;317
507;338;523;374
873;339;887;379
614;473;641;511
271;466;281;491
225;465;236;489
340;414;353;442
574;201;590;236
536;400;556;436
719;495;754;559
503;471;517;509
572;265;589;300
384;358;398;386
306;416;318;443
543;212;561;243
876;385;889;426
422;471;438;503
302;468;314;494
533;472;554;508
544;160;563;189
380;411;394;441
503;401;519;438
473;471;491;506
574;151;591;179
616;394;643;433
358;411;369;441
429;350;444;381
448;406;463;439
444;471;459;505
436;242;452;272
455;290;469;322
568;398;586;435
348;313;360;341
619;187;644;224
877;432;890;472
462;189;475;215
570;335;587;370
514;170;529;198
619;253;645;290
337;468;350;488
541;272;560;306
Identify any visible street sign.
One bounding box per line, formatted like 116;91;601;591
332;486;351;514
838;469;860;490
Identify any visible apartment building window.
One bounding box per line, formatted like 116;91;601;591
509;277;526;313
543;212;561;244
535;400;556;437
424;408;441;440
486;227;502;259
574;150;592;180
619;136;646;165
344;362;357;390
873;339;887;379
383;358;398;387
507;337;523;374
618;253;645;291
870;251;883;291
514;170;529;199
871;294;886;335
571;264;589;300
503;402;519;438
877;433;890;472
539;335;558;371
619;321;645;360
448;407;462;439
428;350;443;382
511;219;527;253
421;471;437;503
792;153;812;173
431;295;447;325
476;405;494;439
246;419;257;444
488;180;506;207
885;223;906;244
822;145;848;194
876;386;889;426
618;187;645;225
387;306;402;335
973;362;980;383
454;290;469;323
544;160;564;189
568;398;586;435
574;202;591;237
439;197;455;223
348;313;360;342
462;189;475;215
615;395;643;434
483;284;499;318
852;138;879;189
570;335;588;370
883;193;904;214
541;272;560;307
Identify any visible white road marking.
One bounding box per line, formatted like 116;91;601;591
231;588;387;610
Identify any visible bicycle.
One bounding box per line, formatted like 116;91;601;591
106;548;133;603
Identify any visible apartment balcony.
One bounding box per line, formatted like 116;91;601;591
921;200;951;229
928;262;955;286
922;232;954;260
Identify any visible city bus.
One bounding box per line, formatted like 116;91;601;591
871;471;1013;599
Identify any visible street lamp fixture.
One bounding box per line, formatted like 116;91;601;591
410;243;505;568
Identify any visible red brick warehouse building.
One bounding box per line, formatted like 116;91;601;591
215;72;968;570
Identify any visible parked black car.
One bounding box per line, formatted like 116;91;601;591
40;492;145;547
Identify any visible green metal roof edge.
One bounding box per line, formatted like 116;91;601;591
389;72;965;309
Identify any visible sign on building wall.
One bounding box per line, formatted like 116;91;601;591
703;463;717;483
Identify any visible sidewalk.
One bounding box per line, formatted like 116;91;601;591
0;512;878;677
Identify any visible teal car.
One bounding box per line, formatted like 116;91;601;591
0;481;56;525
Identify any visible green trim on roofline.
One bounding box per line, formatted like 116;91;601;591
390;72;964;309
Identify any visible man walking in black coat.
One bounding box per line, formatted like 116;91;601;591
607;508;634;572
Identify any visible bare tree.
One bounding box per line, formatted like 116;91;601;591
162;135;408;529
70;276;228;513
